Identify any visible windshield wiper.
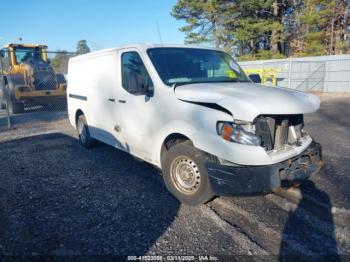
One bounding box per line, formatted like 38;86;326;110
169;79;248;88
170;82;192;88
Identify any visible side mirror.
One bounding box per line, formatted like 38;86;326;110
249;74;262;84
129;83;154;97
136;83;153;97
0;50;4;58
145;85;154;97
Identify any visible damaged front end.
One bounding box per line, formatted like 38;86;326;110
278;142;323;187
205;113;323;196
254;114;305;151
206;141;323;196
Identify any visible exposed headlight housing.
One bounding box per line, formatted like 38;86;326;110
217;122;261;146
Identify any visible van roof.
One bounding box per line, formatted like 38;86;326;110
70;43;222;62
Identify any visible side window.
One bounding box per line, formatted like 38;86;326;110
121;51;153;95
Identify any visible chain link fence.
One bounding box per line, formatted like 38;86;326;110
0;48;76;131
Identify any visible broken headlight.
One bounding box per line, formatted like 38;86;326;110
217;122;261;146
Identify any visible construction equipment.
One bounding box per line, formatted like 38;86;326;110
0;43;67;114
244;67;281;86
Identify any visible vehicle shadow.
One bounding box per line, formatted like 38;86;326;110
0;133;179;256
279;181;340;261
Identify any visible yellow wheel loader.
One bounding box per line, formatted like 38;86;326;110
0;43;67;114
244;68;281;86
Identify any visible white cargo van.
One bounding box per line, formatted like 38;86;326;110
67;44;323;205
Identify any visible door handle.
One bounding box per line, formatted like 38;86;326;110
118;99;126;103
108;98;115;102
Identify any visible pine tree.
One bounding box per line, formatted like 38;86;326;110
172;0;350;59
172;0;230;47
286;0;350;56
76;40;91;55
50;51;72;74
324;0;350;55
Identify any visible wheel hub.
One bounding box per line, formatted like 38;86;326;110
170;156;201;195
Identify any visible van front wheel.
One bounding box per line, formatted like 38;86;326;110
162;141;214;205
77;114;94;148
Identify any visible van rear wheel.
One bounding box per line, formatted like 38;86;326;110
77;114;94;148
162;141;214;205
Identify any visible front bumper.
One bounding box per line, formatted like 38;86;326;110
206;142;323;196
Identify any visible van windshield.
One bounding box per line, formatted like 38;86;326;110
147;48;250;86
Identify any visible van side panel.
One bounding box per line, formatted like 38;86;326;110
67;52;118;143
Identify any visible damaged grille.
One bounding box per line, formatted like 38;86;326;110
255;115;304;151
33;69;57;90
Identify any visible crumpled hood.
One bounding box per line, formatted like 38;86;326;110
174;82;320;121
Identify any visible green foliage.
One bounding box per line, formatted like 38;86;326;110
50;51;71;74
172;0;350;59
76;40;90;55
237;54;255;62
172;0;230;46
238;50;286;61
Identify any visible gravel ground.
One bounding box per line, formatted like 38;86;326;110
0;93;349;260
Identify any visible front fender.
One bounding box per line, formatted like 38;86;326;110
154;120;200;167
153;101;233;167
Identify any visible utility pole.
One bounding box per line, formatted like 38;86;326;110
329;6;335;55
0;50;11;128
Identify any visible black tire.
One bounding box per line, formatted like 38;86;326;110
77;114;94;148
8;100;24;114
162;141;214;205
0;79;5;109
0;93;5;109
